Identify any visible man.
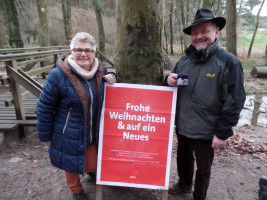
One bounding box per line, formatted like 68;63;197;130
164;8;246;200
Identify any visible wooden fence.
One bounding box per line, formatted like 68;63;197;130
0;47;171;200
0;46;114;138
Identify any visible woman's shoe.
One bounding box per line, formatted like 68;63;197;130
74;190;88;200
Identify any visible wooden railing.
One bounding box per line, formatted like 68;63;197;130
0;45;69;54
0;46;114;137
0;48;69;137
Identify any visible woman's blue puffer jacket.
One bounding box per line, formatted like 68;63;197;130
37;56;106;174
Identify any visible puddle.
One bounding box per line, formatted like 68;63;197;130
238;94;267;127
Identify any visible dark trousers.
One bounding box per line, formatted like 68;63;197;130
177;134;214;200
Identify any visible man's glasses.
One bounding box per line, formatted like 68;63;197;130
73;48;95;55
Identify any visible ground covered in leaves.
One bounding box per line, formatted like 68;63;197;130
0;125;266;200
0;61;266;199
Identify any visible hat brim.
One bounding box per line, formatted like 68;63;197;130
183;17;226;35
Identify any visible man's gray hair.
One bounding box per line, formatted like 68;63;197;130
70;32;97;51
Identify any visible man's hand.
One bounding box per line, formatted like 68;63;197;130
167;73;178;86
212;135;227;149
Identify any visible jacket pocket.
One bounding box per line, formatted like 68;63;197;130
62;108;72;134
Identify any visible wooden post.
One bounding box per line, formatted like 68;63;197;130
162;190;168;200
53;54;58;68
95;185;102;200
40;61;46;79
5;60;26;138
265;44;267;65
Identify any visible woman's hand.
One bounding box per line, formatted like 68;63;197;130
103;74;116;85
42;141;51;146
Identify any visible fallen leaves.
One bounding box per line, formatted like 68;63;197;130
230;126;267;155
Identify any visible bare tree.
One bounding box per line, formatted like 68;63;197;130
237;0;245;15
164;26;169;53
170;0;174;54
0;1;10;48
114;0;164;84
214;0;222;15
178;0;188;50
247;0;265;58
185;0;190;27
105;0;115;10
92;0;105;54
197;0;202;9
2;0;23;48
61;0;72;41
203;0;215;8
36;0;50;46
226;0;237;55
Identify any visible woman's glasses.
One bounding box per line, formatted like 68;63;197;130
73;48;95;55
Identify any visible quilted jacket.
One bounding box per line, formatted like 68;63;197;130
37;55;106;174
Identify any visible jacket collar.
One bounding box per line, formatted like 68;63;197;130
186;39;221;62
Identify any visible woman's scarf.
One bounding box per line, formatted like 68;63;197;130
68;55;98;80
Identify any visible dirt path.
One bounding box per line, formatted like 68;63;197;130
0;125;266;200
0;68;266;200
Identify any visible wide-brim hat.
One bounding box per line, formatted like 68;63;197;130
183;8;226;35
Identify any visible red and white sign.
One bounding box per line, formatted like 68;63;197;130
97;83;177;189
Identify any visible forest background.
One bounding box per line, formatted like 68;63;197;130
0;1;266;199
0;0;267;85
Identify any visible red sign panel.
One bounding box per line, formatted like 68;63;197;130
97;83;177;189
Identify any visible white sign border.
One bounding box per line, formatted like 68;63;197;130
97;83;177;190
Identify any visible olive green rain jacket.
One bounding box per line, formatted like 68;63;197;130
164;39;246;140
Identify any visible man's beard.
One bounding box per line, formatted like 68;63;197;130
195;44;207;51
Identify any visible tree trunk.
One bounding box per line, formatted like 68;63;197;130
115;0;164;85
251;94;263;126
197;0;201;9
0;1;10;48
106;0;115;10
178;18;184;54
2;0;23;48
170;0;174;54
92;0;105;54
186;0;190;27
247;0;265;58
164;27;168;54
214;0;222;15
237;0;244;18
203;0;215;9
226;0;237;56
36;0;51;47
178;0;187;50
61;0;72;41
251;67;267;78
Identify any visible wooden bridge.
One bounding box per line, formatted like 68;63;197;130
0;46;114;145
0;46;172;200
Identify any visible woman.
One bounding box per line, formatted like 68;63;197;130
37;32;117;199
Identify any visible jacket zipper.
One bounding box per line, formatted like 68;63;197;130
83;81;94;172
87;81;94;144
62;107;72;134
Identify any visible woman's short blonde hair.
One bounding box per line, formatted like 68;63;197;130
70;32;97;51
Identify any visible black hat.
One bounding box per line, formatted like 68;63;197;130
183;8;226;35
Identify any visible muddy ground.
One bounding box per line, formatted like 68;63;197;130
0;71;267;200
0;125;266;200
